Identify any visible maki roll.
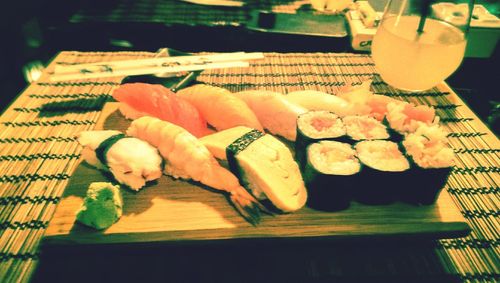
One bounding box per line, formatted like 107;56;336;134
343;115;390;142
303;141;360;211
295;111;346;169
385;101;437;141
354;140;410;204
402;124;454;204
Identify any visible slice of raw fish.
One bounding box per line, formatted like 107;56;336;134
177;84;263;132
112;83;210;137
234;90;307;141
285;90;351;117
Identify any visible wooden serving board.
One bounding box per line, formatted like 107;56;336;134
43;103;470;246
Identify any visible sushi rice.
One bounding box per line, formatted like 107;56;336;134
385;102;437;135
403;124;454;169
355;140;410;172
343;115;390;141
307;141;360;177
297;111;346;140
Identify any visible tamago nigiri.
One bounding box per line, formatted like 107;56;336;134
127;116;265;225
112;83;210;137
176;84;263;132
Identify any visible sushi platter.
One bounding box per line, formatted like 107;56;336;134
43;101;470;247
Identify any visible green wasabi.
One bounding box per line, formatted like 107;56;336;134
76;182;123;230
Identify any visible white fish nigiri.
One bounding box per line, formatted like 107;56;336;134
234;90;307;141
126;116;265;225
78;130;163;191
285;90;351;117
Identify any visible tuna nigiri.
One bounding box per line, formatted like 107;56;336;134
112;83;210;137
78;130;163;191
285;90;351;117
127;116;265;225
176;84;263;132
234;90;307;141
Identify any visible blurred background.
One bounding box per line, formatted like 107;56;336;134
1;0;499;133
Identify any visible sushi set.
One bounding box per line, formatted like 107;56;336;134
43;80;469;246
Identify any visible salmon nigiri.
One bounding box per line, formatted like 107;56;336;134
176;84;263;132
112;83;210;137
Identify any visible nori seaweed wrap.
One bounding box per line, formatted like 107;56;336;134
295;111;347;169
303;141;360;211
354;140;411;204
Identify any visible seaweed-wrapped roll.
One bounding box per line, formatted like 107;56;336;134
384;101;437;142
354;140;410;204
304;141;360;211
343;115;390;142
402;124;454;204
295;111;346;169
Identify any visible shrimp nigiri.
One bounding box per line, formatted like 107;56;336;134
112;83;210;137
78;130;163;191
176;84;263;132
126;116;264;225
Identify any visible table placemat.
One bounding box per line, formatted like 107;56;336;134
0;51;498;282
70;0;318;26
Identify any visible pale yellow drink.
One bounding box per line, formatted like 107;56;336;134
371;16;467;91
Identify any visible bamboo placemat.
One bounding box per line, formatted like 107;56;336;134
70;0;314;26
0;51;498;282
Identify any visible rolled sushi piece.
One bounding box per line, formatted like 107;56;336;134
402;124;454;204
78;130;163;191
303;141;360;211
343;115;390;142
295;111;346;169
201;126;308;212
354;140;410;204
385;101;437;141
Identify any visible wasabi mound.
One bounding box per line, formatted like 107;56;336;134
76;182;123;230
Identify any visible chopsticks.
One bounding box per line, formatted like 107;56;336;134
50;52;264;82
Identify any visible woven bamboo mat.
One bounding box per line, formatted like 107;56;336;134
70;0;313;26
0;51;499;282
